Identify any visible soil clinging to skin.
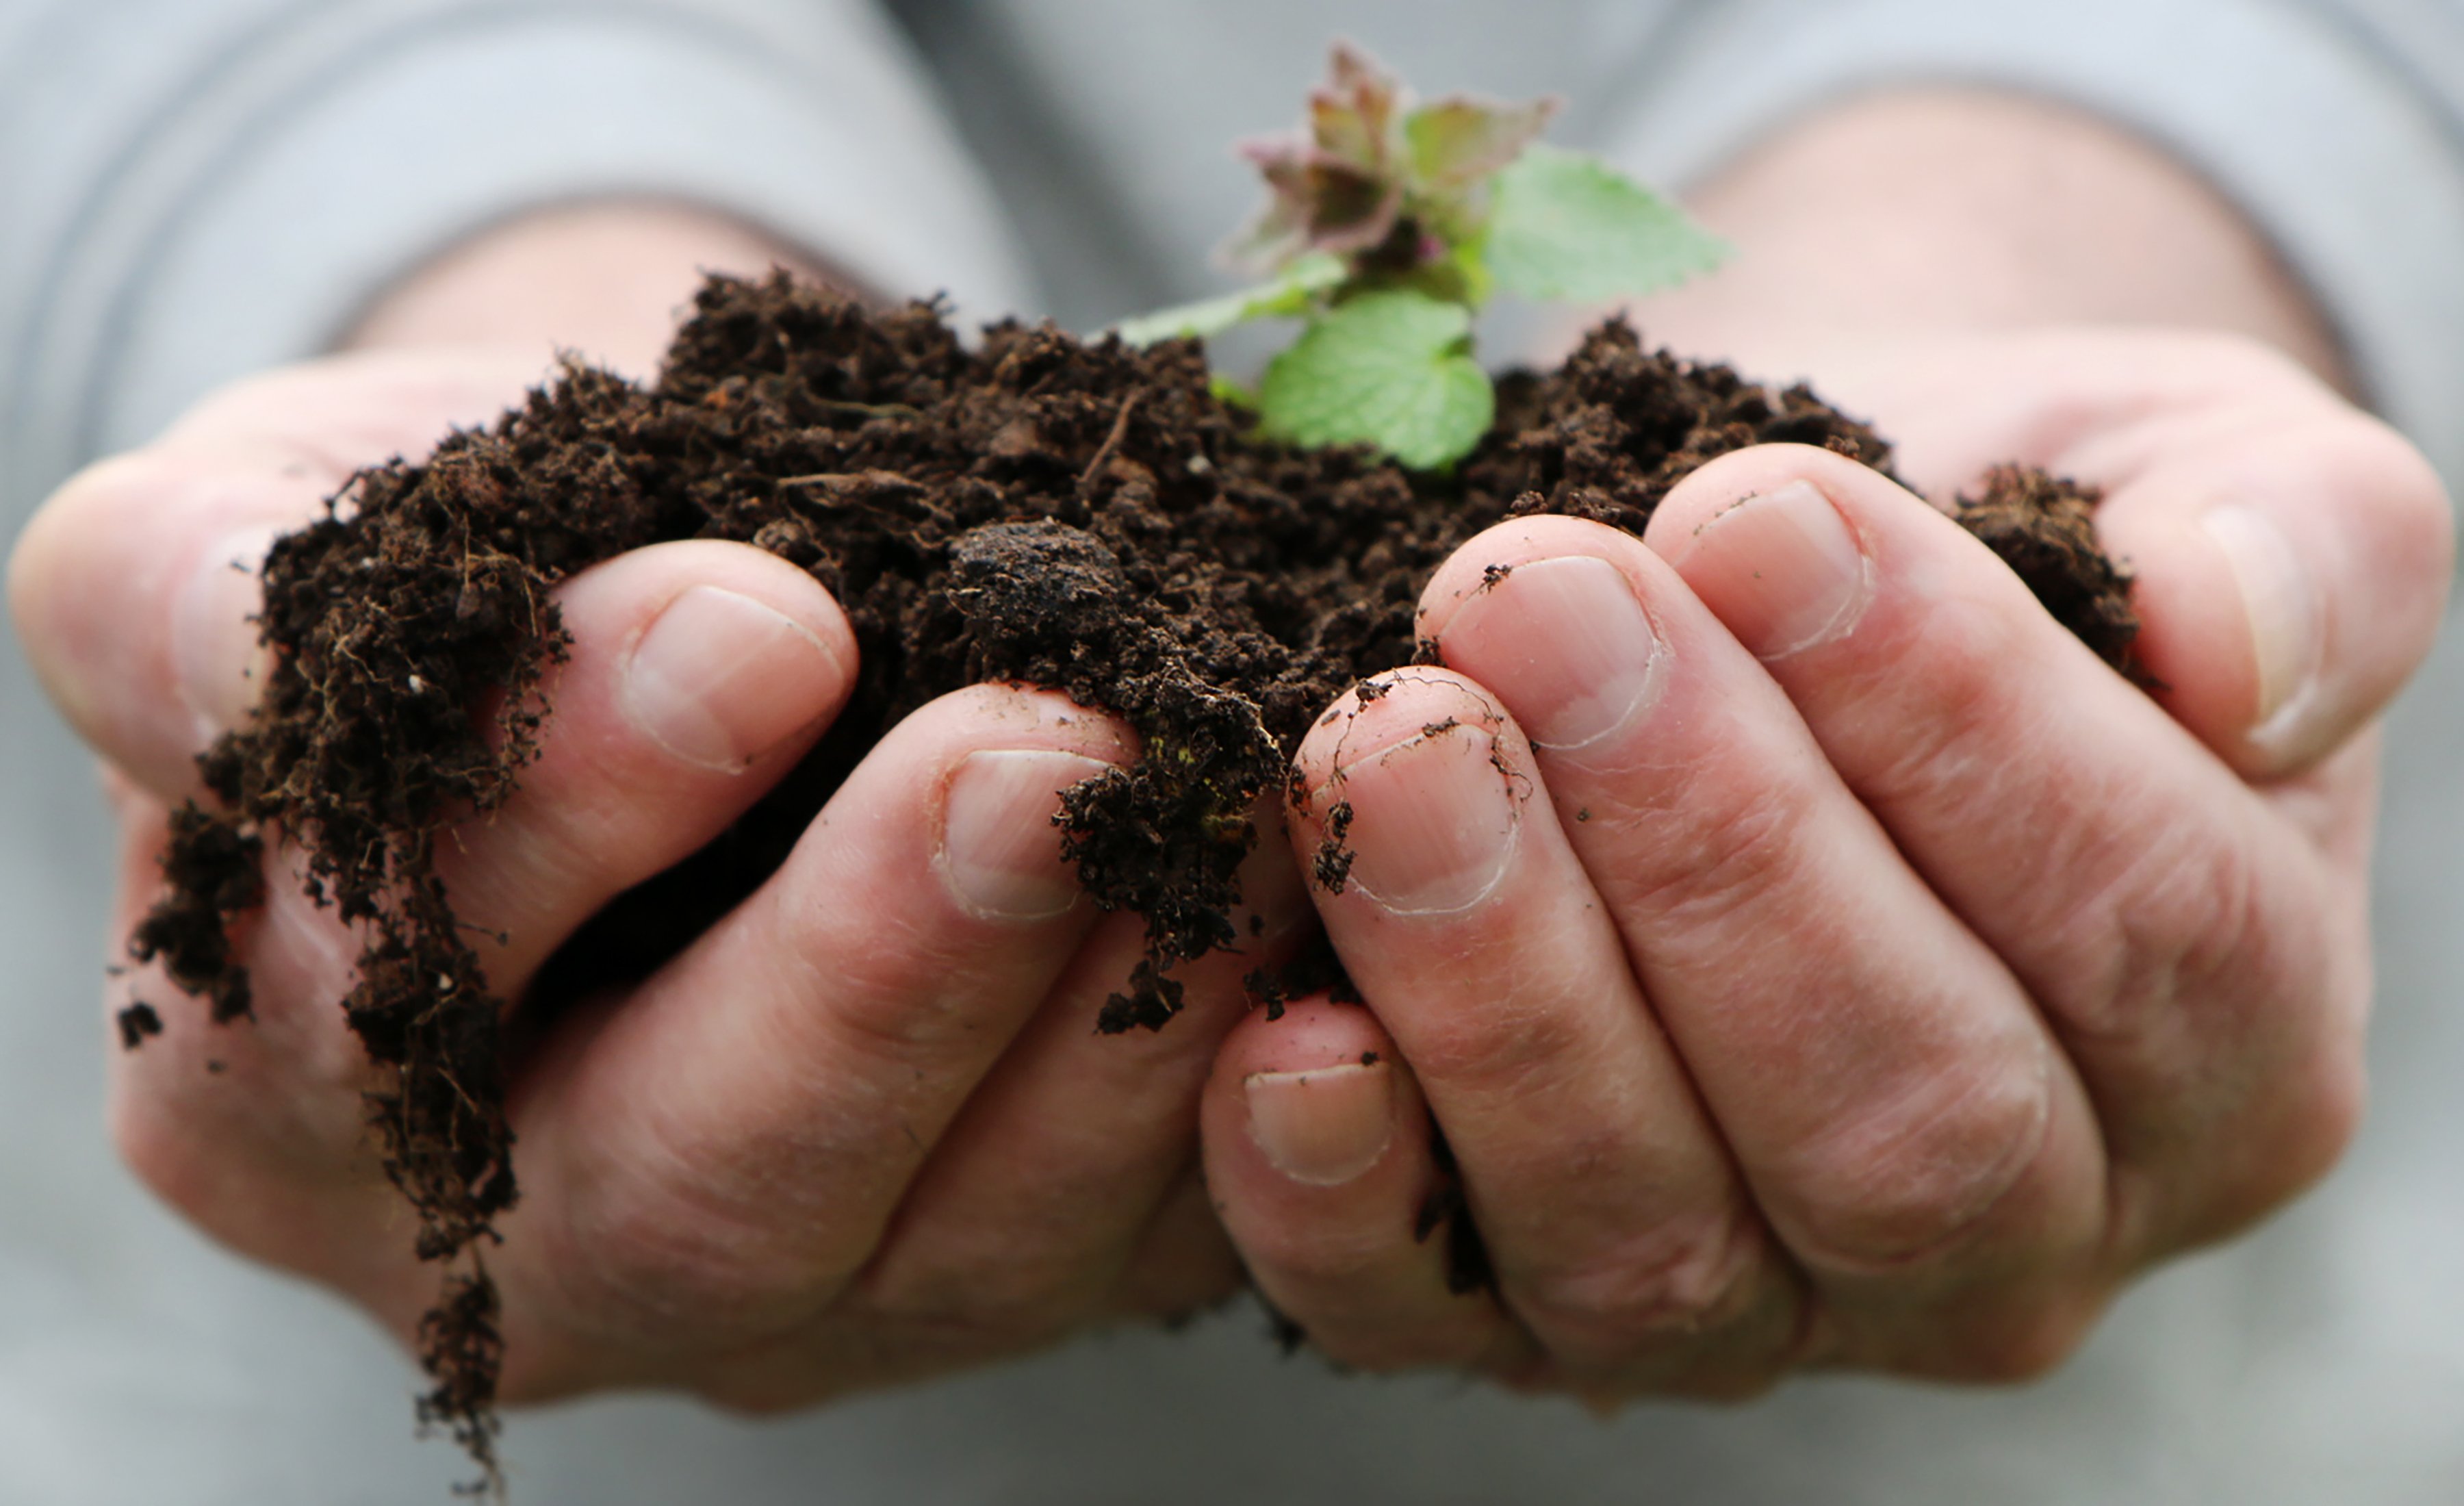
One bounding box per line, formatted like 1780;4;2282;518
129;272;2140;1476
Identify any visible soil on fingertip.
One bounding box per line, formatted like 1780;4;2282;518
127;271;2142;1478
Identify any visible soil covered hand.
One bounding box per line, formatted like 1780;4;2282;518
9;348;1301;1409
1200;329;2451;1397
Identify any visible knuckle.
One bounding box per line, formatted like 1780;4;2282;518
1608;764;1823;936
535;1161;823;1351
1515;1209;1767;1354
1847;602;2020;813
793;927;997;1073
1391;975;1593;1099
1778;1048;2052;1271
2184;1028;2369;1248
2040;801;2270;1055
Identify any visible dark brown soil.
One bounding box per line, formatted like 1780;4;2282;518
129;272;2138;1476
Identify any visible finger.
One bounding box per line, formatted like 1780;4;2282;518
851;812;1313;1351
2088;397;2452;777
1785;331;2452;778
489;683;1135;1394
1415;527;2109;1377
12;450;322;794
1287;669;1802;1389
1645;445;2367;1257
8;350;547;795
1201;995;1529;1375
431;539;857;997
104;535;856;1242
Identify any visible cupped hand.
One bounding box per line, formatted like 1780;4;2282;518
1199;329;2453;1397
9;348;1304;1407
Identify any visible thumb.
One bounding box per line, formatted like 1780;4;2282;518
8;348;543;797
2095;406;2452;779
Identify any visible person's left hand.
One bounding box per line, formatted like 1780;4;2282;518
1195;328;2452;1398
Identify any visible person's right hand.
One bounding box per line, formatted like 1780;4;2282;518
8;346;1300;1407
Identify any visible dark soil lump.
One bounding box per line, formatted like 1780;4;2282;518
129;270;2139;1470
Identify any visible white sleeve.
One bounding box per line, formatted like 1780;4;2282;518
0;0;1029;509
1596;0;2464;484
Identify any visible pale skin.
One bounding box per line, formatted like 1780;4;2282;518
8;90;2452;1407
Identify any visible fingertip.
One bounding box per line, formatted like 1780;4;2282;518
2102;420;2454;779
1214;994;1398;1085
561;539;859;776
1415;515;1652;642
2097;505;2274;767
12;453;307;795
1209;995;1419;1198
937;746;1116;921
1200;995;1510;1373
871;680;1138;930
433;541;870;988
1641;443;1899;561
1416;519;1677;757
10;456;168;751
1291;667;1517;796
1289;669;1531;918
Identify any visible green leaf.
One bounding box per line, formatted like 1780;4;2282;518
1113;253;1346;346
1257;290;1494;470
1483;143;1728;302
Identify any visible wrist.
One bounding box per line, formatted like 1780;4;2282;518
1626;88;2348;388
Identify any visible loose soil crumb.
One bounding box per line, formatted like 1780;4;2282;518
128;272;2139;1474
115;1001;163;1050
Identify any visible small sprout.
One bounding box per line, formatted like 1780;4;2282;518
1119;43;1728;470
1256;292;1491;470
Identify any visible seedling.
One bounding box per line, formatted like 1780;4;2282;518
1118;44;1728;469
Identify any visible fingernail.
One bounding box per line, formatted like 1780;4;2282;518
1671;480;1870;659
2203;506;2324;747
1446;555;1665;750
172;526;278;739
1324;712;1519;915
622;586;841;770
940;748;1113;921
1245;1061;1396;1186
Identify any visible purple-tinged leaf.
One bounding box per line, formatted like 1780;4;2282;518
1302;159;1403;253
1227;139;1403;268
1311;42;1402;169
1405;94;1561;189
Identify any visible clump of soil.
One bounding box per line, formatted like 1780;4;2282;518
131;272;2137;1474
